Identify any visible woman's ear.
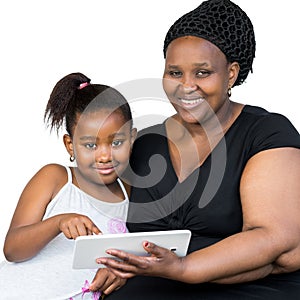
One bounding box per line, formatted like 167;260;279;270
63;134;74;158
228;62;240;88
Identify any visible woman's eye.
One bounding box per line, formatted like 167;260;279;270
169;71;182;78
112;140;123;147
85;143;97;149
196;70;210;77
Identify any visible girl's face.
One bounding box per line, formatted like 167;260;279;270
65;109;136;187
163;36;239;125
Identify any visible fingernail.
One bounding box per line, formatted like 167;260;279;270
144;241;149;247
96;258;103;264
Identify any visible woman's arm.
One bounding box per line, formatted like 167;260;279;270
4;164;100;262
96;147;300;284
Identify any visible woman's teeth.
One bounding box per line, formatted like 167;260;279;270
179;98;204;105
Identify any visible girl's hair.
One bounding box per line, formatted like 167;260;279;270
44;72;132;136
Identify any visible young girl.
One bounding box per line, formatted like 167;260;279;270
0;72;137;299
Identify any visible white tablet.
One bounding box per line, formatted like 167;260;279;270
72;229;191;269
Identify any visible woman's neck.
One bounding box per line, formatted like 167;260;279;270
170;100;243;140
165;100;244;182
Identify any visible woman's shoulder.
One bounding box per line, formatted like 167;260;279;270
133;123;167;153
236;105;300;156
241;104;269;115
136;123;166;138
128;123;168;176
241;105;298;132
241;105;297;126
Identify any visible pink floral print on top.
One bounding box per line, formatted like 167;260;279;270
107;218;127;233
69;280;102;300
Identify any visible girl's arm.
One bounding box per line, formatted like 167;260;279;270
4;164;100;262
96;147;300;284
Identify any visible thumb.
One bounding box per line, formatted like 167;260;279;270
143;241;166;257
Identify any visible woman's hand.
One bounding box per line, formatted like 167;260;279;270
57;213;101;239
89;268;127;296
96;241;184;280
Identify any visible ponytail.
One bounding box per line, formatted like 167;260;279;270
44;72;90;133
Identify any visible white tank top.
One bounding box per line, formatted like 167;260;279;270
0;166;129;299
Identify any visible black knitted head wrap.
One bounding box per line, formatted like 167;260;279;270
163;0;256;87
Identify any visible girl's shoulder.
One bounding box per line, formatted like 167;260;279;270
34;164;69;197
38;163;68;179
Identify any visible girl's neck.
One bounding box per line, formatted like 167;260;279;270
71;168;125;203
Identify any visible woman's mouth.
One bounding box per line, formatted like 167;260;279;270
178;97;205;109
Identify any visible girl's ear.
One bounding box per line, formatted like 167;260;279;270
228;61;240;88
63;134;74;157
130;128;137;148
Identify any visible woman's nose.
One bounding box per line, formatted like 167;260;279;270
181;75;197;93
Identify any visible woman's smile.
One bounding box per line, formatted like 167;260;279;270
177;97;205;109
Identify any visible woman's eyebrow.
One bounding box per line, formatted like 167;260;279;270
166;62;210;69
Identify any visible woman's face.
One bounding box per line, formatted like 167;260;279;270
163;36;239;125
66;109;135;186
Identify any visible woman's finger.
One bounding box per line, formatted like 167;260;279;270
97;256;139;271
103;248;152;267
143;241;168;257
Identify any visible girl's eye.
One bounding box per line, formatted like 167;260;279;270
112;140;124;147
85;143;97;149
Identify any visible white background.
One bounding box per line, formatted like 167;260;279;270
0;0;299;261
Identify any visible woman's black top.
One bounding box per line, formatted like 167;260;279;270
108;105;300;300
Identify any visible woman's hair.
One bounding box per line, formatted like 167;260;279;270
163;0;256;87
44;72;132;135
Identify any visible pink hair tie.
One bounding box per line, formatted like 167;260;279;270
79;82;90;89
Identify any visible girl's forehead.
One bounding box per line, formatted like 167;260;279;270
79;108;125;123
75;109;130;137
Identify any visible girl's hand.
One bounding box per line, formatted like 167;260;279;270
57;213;101;239
89;268;127;296
96;241;184;280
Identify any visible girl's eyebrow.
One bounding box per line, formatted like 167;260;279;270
79;136;97;141
79;132;126;141
109;132;126;139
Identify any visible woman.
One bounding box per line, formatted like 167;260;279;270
94;0;300;298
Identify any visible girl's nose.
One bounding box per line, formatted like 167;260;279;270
95;145;112;163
